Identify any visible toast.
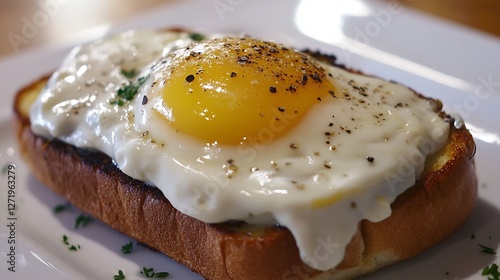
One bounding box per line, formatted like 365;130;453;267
14;46;477;279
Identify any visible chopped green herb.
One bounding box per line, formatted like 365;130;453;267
54;203;71;213
110;75;149;106
62;235;69;245
110;99;125;106
478;244;497;254
75;214;92;229
114;269;126;280
62;235;80;251
121;241;134;254
189;33;204;42
140;267;169;278
68;245;80;251
153;272;170;278
121;68;138;79
482;263;499;280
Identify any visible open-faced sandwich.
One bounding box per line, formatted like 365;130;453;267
14;29;477;280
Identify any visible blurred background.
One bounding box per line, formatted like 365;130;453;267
0;0;499;58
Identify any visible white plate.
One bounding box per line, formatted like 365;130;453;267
1;0;499;279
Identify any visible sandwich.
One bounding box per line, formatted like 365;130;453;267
13;29;478;280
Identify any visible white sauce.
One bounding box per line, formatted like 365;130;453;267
30;30;450;271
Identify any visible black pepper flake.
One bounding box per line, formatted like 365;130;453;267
324;164;332;169
311;72;322;83
328;123;333;127
230;72;237;77
185;74;195;82
317;97;322;101
227;159;234;164
278;107;285;112
366;156;375;163
302;75;308;84
350;202;357;209
346;129;352;134
269;86;277;93
238;56;249;64
142;95;148;105
329;90;336;98
290;143;298;149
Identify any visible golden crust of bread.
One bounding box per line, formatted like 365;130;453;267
14;71;477;279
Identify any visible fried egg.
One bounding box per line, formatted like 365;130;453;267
30;30;449;270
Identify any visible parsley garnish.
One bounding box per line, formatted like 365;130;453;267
482;263;500;280
68;244;81;251
111;75;149;106
54;203;71;213
62;234;69;245
140;267;169;278
75;214;92;229
121;241;134;254
479;244;497;254
62;235;81;251
114;269;126;280
189;33;204;42
121;68;138;79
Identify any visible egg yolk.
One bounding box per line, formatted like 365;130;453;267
157;37;336;145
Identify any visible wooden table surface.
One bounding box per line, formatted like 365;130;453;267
0;0;499;58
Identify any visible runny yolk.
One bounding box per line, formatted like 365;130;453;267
157;37;336;145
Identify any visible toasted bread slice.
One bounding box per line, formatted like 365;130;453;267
14;66;477;279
